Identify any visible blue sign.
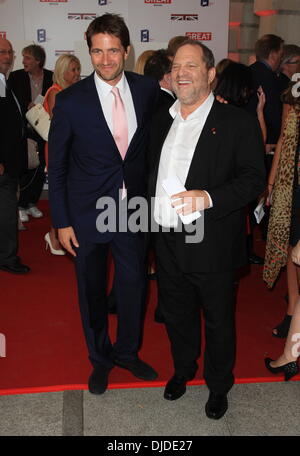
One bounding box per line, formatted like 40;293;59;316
37;29;46;43
98;0;107;5
141;29;149;42
201;0;209;6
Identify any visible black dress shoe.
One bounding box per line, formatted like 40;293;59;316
164;375;191;401
205;392;228;420
248;253;264;265
88;365;112;395
113;357;158;381
0;261;30;274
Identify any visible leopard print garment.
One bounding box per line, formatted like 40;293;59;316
263;107;300;288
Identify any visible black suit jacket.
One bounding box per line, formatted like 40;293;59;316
157;89;175;110
8;68;53;114
148;99;266;273
248;61;285;144
0;83;26;177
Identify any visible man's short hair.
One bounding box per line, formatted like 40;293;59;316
22;44;46;68
144;49;172;81
86;13;130;52
167;35;189;56
255;34;284;61
175;39;215;70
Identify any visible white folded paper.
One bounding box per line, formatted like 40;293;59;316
34;94;44;105
162;175;201;225
254;197;265;224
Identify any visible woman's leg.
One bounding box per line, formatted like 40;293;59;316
271;296;300;366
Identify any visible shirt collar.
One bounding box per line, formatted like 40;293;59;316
260;59;274;72
94;71;127;98
161;87;175;98
169;91;215;120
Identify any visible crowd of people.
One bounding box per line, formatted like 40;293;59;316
1;13;300;420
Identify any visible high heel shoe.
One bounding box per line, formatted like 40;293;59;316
264;357;299;381
272;314;292;338
44;232;65;256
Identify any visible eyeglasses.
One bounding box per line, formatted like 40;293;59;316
0;50;15;56
285;60;300;65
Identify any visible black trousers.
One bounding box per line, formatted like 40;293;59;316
0;173;18;265
74;231;147;368
18;143;45;209
155;231;236;395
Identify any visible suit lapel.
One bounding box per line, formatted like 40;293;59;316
83;73;121;160
185;100;224;188
125;71;143;129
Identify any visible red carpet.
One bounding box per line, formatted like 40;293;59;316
0;200;299;395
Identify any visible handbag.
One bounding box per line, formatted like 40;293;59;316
25;103;51;141
27;138;40;170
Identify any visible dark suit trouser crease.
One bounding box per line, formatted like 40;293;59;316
155;231;236;395
0;174;18;265
18;144;46;208
74;231;147;368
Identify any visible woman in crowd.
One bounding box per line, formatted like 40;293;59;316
264;238;300;380
43;54;81;255
263;74;300;338
134;50;155;75
214;61;266;264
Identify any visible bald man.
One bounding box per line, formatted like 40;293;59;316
0;38;29;274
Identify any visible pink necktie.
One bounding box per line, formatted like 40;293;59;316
111;86;128;160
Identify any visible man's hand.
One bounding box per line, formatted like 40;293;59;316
256;86;266;114
291;240;300;266
27;102;35;110
58;226;79;257
171;190;209;215
0;163;5;175
215;95;228;104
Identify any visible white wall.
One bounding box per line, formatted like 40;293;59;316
1;0;229;75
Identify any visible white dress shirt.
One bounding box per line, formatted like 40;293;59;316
0;73;5;97
0;72;22;114
94;71;137;147
154;92;214;228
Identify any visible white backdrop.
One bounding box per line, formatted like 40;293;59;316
1;0;229;76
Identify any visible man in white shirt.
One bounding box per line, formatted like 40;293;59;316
48;14;160;395
148;40;265;419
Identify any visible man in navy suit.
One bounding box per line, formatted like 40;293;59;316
144;49;175;110
48;14;159;394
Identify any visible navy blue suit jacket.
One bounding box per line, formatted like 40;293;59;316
248;61;286;144
48;71;159;242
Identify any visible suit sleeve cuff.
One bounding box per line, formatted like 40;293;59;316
203;190;213;208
